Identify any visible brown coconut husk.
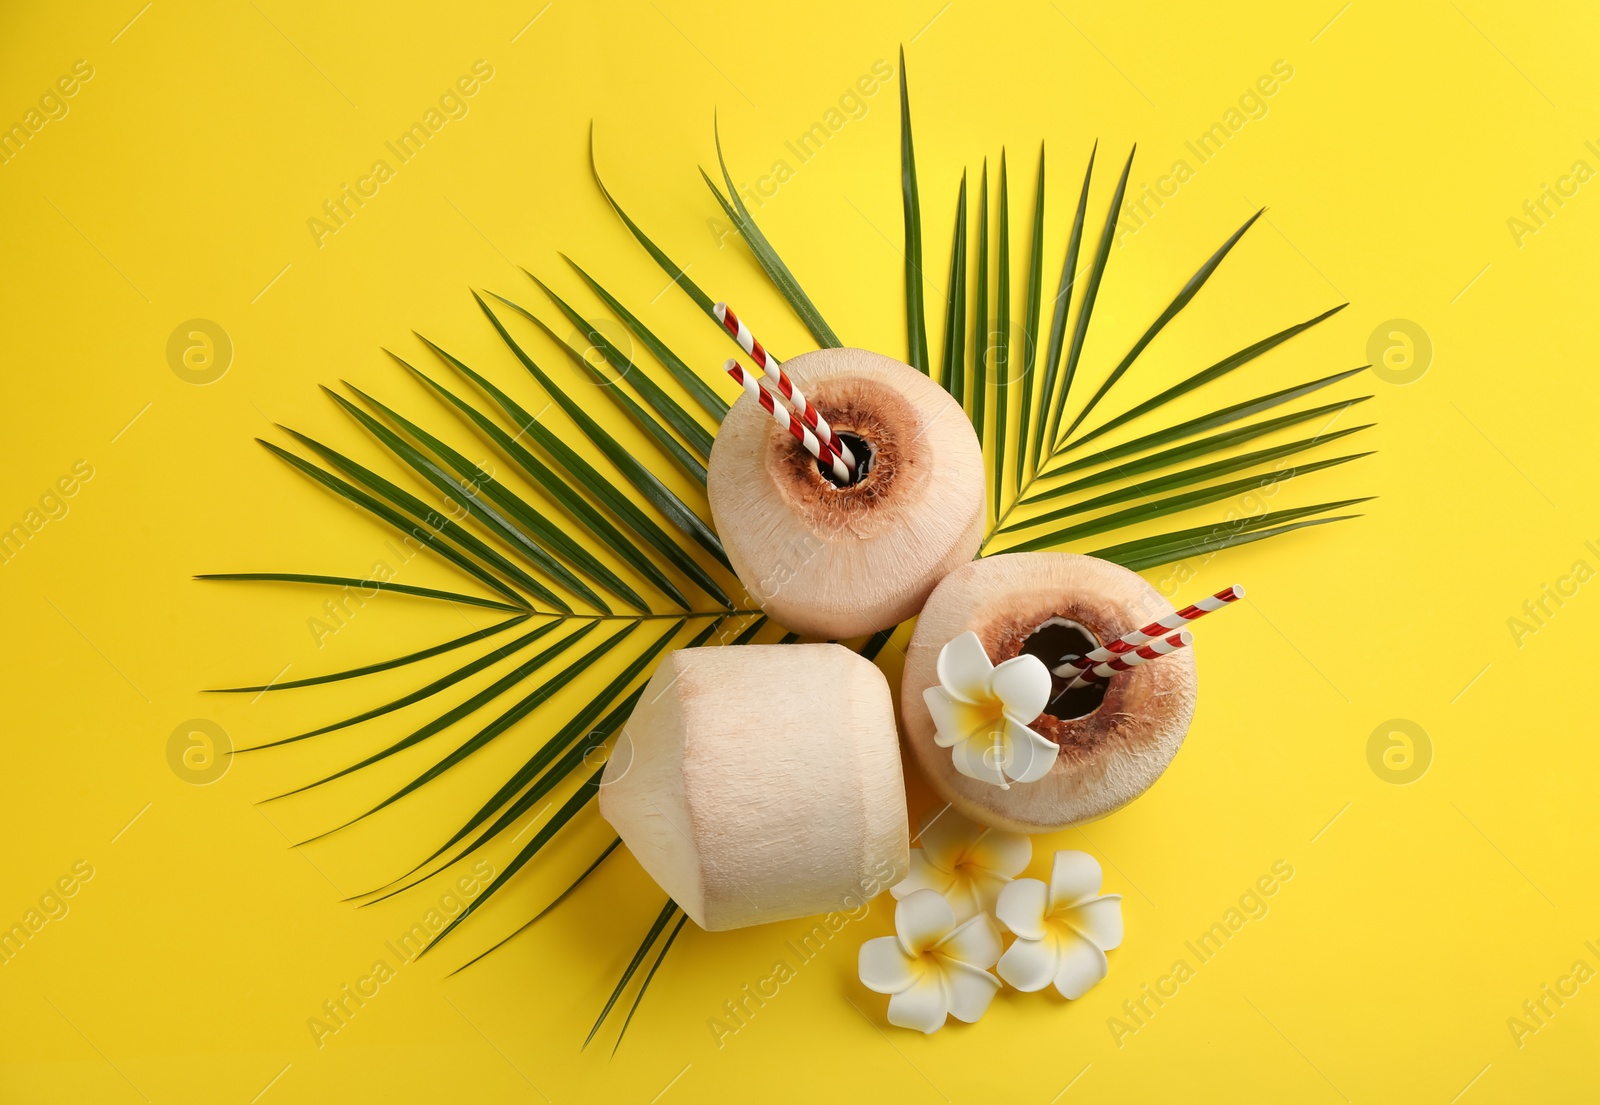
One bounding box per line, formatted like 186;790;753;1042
708;347;984;639
900;552;1197;833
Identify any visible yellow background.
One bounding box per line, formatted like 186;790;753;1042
3;0;1598;1101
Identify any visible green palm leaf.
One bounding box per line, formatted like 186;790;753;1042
417;337;732;606
589;125;719;320
971;162;989;446
994;452;1372;554
246;619;565;753
611;910;689;1054
400;356;694;609
586;900;679;1048
449;838;623;977
1015;143;1046;488
1053;146;1135;442
474;293;730;569
284;622;627;821
1040;367;1371;481
1025;396;1373;504
1091;500;1373;570
992;152;1010;520
938;173;968;398
259;437;531;609
416;765;606;955
1036;143;1096;455
526;274;716;458
334;384;629;612
899;45;928;372
1064;304;1347;452
384;619;699;900
708;119;841;348
207;611;530;693
1059;207;1265;443
489;291;709;486
196;573;525;614
998;427;1372;534
562;256;730;421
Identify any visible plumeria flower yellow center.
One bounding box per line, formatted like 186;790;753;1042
892;808;1031;921
923;631;1058;789
996;850;1124;998
858;888;1002;1033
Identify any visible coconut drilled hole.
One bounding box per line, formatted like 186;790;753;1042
1019;617;1111;721
814;431;875;488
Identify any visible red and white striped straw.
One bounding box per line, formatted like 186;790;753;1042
714;301;858;474
1067;630;1192;689
713;301;779;370
725;360;852;484
1052;585;1245;680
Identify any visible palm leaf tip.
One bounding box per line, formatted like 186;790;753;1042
707;116;841;348
586;899;679;1049
898;43;927;373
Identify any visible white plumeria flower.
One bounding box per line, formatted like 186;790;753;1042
923;631;1058;788
858;888;1003;1033
996;851;1124;998
891;809;1031;921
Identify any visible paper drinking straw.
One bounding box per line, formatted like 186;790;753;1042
1052;585;1245;680
713;301;777;369
1066;630;1192;689
725;360;852;484
714;302;859;474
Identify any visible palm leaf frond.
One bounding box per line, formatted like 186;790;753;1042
938;173;968;397
708;120;841;348
586;900;679;1049
1014;143;1046;489
899;45;928;372
474;293;729;569
970;161;989;447
489;291;709;486
1035;142;1096;456
196;573;525;613
562;256;730;420
417;337;732;606
992;151;1011;520
528;273;716;458
589;125;719;320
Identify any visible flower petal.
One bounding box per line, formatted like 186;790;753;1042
997;932;1059;992
926;690;997;749
941;878;986;923
895;888;956;956
1050;850;1105;908
962;868;1014;918
936;631;994;701
968;827;1033;880
935;912;1002;970
891;848;954;900
1001;719;1058;784
1063;893;1124;951
951;733;1009;788
915;808;978;869
988;654;1052;722
995;877;1049;939
886;971;949;1034
859;936;920;995
943;960;1002;1023
1053;932;1110;999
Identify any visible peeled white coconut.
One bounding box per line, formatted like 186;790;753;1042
599;642;909;930
707;347;984;639
901;553;1198;833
